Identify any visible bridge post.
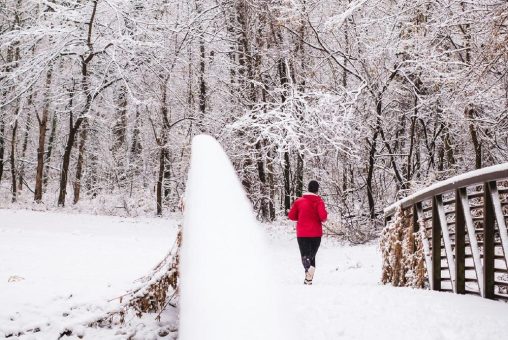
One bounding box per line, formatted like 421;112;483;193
483;181;496;299
455;189;466;294
432;195;442;291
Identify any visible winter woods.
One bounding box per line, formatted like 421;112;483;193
1;0;508;222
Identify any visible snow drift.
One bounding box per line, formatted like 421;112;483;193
179;135;289;340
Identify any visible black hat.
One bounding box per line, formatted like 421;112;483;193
308;180;319;193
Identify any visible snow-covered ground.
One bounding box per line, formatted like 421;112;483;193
3;209;508;339
268;224;508;340
0;209;179;339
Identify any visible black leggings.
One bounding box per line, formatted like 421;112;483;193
297;237;321;270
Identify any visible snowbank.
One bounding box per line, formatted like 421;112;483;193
179;135;290;340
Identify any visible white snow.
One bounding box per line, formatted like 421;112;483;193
324;0;369;30
179;135;290;340
3;195;508;338
268;223;508;340
0;209;178;339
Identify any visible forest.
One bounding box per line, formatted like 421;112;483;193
1;0;507;229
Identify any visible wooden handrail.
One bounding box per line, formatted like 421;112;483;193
384;163;508;217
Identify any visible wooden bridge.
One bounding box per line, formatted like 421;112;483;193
384;163;508;300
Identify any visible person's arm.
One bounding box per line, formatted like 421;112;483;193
288;200;299;221
317;199;328;222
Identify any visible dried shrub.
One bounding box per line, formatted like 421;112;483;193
324;217;380;245
90;227;182;327
380;207;426;288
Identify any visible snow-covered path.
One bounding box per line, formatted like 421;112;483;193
2;210;508;339
269;227;508;340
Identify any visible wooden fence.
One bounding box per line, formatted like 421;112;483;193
384;164;508;300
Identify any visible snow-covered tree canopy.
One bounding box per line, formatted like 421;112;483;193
1;0;508;224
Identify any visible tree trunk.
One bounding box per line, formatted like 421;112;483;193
255;140;269;220
112;86;128;187
43;112;57;188
58;0;98;206
35;68;53;201
113;88;127;152
295;153;304;197
267;148;275;221
18;110;31;191
58;118;84;206
444;129;455;168
73;120;88;204
156;145;166;216
163;158;171;200
406;108;417;184
465;106;482;169
283;151;291;214
10;119;18;202
198;30;207;129
366;112;381;219
0;118;4;185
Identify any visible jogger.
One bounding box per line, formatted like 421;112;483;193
288;180;328;285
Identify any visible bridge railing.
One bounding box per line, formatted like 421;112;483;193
384;163;508;300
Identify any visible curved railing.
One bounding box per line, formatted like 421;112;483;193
384;163;508;300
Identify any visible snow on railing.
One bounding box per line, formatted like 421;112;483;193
385;163;508;216
382;163;508;301
178;135;289;340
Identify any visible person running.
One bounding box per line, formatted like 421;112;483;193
288;180;328;285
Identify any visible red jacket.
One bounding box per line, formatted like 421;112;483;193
288;193;328;237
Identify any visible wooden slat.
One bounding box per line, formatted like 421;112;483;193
483;181;496;299
455;188;466;294
494;294;508;300
436;195;456;292
432;196;442;291
490;183;508;268
443;198;456;205
468;191;484;199
475;240;502;246
460;188;485;296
